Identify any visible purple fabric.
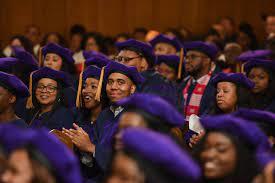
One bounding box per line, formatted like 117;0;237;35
200;115;271;151
32;67;72;88
104;61;145;85
244;58;275;73
117;93;185;127
0;57;20;72
211;72;255;89
256;151;275;170
149;34;182;51
233;108;275;126
236;49;273;62
82;50;108;60
115;39;156;66
122;128;202;181
83;65;101;80
27;129;82;183
0;71;29;98
156;54;180;71
85;55;110;68
0;124;35;153
184;41;218;60
12;47;38;71
42;43;75;64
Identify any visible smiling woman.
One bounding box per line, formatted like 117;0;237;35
26;67;74;130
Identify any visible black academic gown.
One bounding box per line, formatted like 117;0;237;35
93;107;124;179
140;69;179;107
28;105;74;130
71;108;102;183
9;118;28;128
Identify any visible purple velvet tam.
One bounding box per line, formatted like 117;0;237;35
156;54;180;71
0;124;35;153
117;93;185;127
0;71;29;98
184;41;218;60
85;55;110;68
115;39;156;67
42;43;75;64
32;67;72;88
83;65;101;80
244;58;275;73
122;128;202;181
232;108;275;136
82;50;108;60
104;61;145;85
200;115;271;151
149;34;182;51
13;46;38;71
236;49;273;62
0;57;20;72
211;72;254;89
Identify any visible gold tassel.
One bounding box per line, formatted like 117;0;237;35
177;48;184;79
236;62;241;73
95;67;105;102
76;71;84;108
38;47;43;67
26;71;35;109
241;63;245;74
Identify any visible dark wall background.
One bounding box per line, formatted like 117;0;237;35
0;0;274;44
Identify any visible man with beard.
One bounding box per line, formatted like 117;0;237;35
178;41;220;121
115;39;178;106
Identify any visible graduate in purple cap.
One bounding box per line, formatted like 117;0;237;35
114;93;186;150
192;115;270;183
0;72;29;127
85;55;110;68
26;67;74;130
236;49;273;62
42;42;76;76
0;47;38;85
62;65;105;182
42;43;78;108
244;59;275;112
115;39;178;106
78;61;144;179
105;128;202;183
156;54;183;82
149;34;182;55
209;72;254;114
178;41;221;121
186;72;254;148
233;108;275;150
1;126;82;183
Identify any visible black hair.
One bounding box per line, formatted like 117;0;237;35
10;35;34;55
115;33;131;41
81;32;107;54
59;58;76;76
238;22;258;50
41;32;67;47
247;66;275;110
209;82;252;115
133;27;148;35
69;24;86;36
192;131;260;183
164;28;184;42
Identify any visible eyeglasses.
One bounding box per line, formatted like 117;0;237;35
114;56;142;63
185;54;208;61
36;85;58;93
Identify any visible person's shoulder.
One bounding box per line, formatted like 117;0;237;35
10;118;28;128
